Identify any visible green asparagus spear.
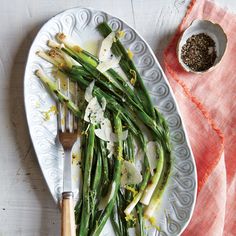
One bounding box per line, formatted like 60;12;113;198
79;124;95;236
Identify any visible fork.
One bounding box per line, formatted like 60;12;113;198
58;78;77;236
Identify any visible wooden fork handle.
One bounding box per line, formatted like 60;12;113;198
61;192;76;236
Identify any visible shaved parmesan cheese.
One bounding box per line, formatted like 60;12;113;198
102;119;111;137
128;228;136;235
108;182;116;202
84;97;105;124
116;130;128;142
101;118;113;138
99;32;116;61
135;149;144;173
85;80;95;102
122;130;128;141
95;118;113;142
113;68;134;90
98;182;116;210
121;160;143;187
107;141;114;158
146;141;158;175
94;117;128;159
101;97;106;111
95;118;128;142
133;138;139;156
136;149;145;162
97;56;121;73
105;130;128;158
94;129;107;141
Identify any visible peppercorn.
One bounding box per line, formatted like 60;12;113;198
181;33;217;72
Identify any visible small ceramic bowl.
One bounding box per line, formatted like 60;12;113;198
177;19;227;73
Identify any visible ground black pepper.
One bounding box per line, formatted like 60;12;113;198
181;33;217;72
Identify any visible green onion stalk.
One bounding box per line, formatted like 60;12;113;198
79;124;95;236
97;22;156;119
111;207;122;236
90;114;123;236
90;141;102;227
144;109;172;218
35;69;81;118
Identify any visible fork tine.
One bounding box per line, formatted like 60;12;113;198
57;78;66;132
65;78;71;133
73;82;78;132
57;77;77;134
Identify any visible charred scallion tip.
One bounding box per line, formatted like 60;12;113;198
35;69;81;117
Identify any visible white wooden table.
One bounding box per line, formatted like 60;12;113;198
0;0;234;235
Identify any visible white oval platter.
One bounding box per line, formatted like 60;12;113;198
24;7;197;236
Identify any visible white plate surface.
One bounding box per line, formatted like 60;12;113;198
24;7;197;236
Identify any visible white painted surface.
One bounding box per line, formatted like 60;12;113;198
0;0;234;235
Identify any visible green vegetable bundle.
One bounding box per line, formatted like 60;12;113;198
35;22;172;236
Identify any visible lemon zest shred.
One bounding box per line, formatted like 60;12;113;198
42;112;50;121
116;31;125;38
125;213;136;223
124;185;138;196
81;130;88;136
117;148;123;161
149;217;161;231
73;45;82;53
48;105;57;114
42;105;57;121
35;101;40;108
130;69;137;86
72;152;80;165
118;155;123;161
61;118;65;126
127;49;133;59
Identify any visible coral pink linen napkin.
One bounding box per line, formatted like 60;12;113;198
163;0;236;235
